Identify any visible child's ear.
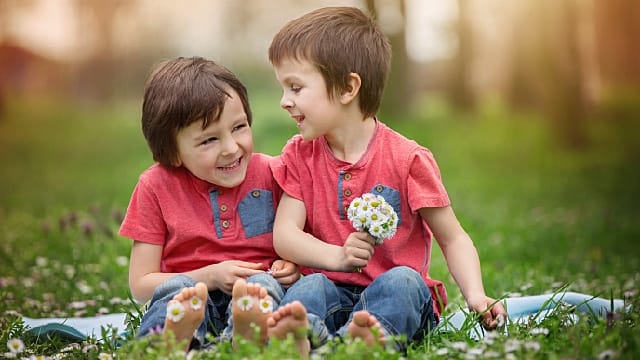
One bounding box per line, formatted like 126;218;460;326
170;155;182;167
340;72;362;104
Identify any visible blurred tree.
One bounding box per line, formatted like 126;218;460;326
0;0;39;116
70;0;132;102
367;0;412;121
503;0;588;149
537;0;588;148
448;0;475;111
594;0;640;90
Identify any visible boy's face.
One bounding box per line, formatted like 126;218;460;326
175;89;253;188
274;58;342;140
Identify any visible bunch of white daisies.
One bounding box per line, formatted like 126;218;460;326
347;193;398;245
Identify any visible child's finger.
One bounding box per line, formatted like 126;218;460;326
237;261;266;270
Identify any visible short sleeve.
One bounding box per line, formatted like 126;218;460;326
119;173;167;245
270;138;304;201
407;148;451;211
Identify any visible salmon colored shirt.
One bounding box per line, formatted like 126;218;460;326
271;121;450;315
120;153;281;274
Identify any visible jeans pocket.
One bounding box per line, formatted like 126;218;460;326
238;189;275;238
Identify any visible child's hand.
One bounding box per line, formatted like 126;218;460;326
468;296;508;330
340;232;376;272
268;259;301;287
209;260;265;294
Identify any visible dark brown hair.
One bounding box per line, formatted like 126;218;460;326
141;56;252;167
268;6;391;118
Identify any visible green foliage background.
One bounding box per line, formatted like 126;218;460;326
0;93;638;358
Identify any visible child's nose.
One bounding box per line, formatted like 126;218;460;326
220;136;239;155
280;93;293;109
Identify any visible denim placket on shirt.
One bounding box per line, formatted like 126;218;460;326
209;189;223;238
338;170;345;219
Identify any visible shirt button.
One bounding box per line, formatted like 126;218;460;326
252;190;261;198
222;220;230;228
344;189;352;197
220;204;228;212
375;185;384;193
343;205;349;213
344;173;352;180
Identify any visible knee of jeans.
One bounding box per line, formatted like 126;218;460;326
384;266;420;282
246;273;284;300
285;273;331;297
384;267;427;293
153;274;196;298
299;273;330;287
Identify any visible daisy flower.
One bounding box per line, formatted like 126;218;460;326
189;296;203;310
236;295;254;311
98;353;113;360
347;193;398;245
7;338;24;354
166;300;186;322
259;298;273;313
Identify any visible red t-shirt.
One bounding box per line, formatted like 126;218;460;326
120;153;282;273
271;121;450;315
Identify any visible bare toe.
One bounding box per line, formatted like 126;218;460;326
268;301;310;359
347;310;385;346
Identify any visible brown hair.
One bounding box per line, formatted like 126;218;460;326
141;56;252;167
268;6;391;118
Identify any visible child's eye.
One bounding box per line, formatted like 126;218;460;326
233;123;247;132
290;85;301;93
201;137;217;145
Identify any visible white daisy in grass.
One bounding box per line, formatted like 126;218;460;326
7;338;24;354
166;300;186;322
259;298;273;314
237;295;254;311
30;355;49;360
189;296;203;310
98;353;114;360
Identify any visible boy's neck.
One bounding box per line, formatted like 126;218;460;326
325;116;376;164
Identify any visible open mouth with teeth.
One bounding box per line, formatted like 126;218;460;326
217;158;242;172
293;115;305;124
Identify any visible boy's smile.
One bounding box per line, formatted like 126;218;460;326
175;88;253;188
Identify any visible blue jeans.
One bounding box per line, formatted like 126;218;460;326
280;266;436;350
138;273;286;347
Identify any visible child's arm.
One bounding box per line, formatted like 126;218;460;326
273;193;376;272
419;205;507;329
128;241;172;303
128;241;265;302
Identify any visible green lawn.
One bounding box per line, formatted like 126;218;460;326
0;95;638;359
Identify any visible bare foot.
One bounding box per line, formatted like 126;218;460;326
267;301;310;359
163;282;208;351
347;310;386;346
231;279;273;347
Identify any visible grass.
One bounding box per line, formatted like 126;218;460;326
0;94;638;359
